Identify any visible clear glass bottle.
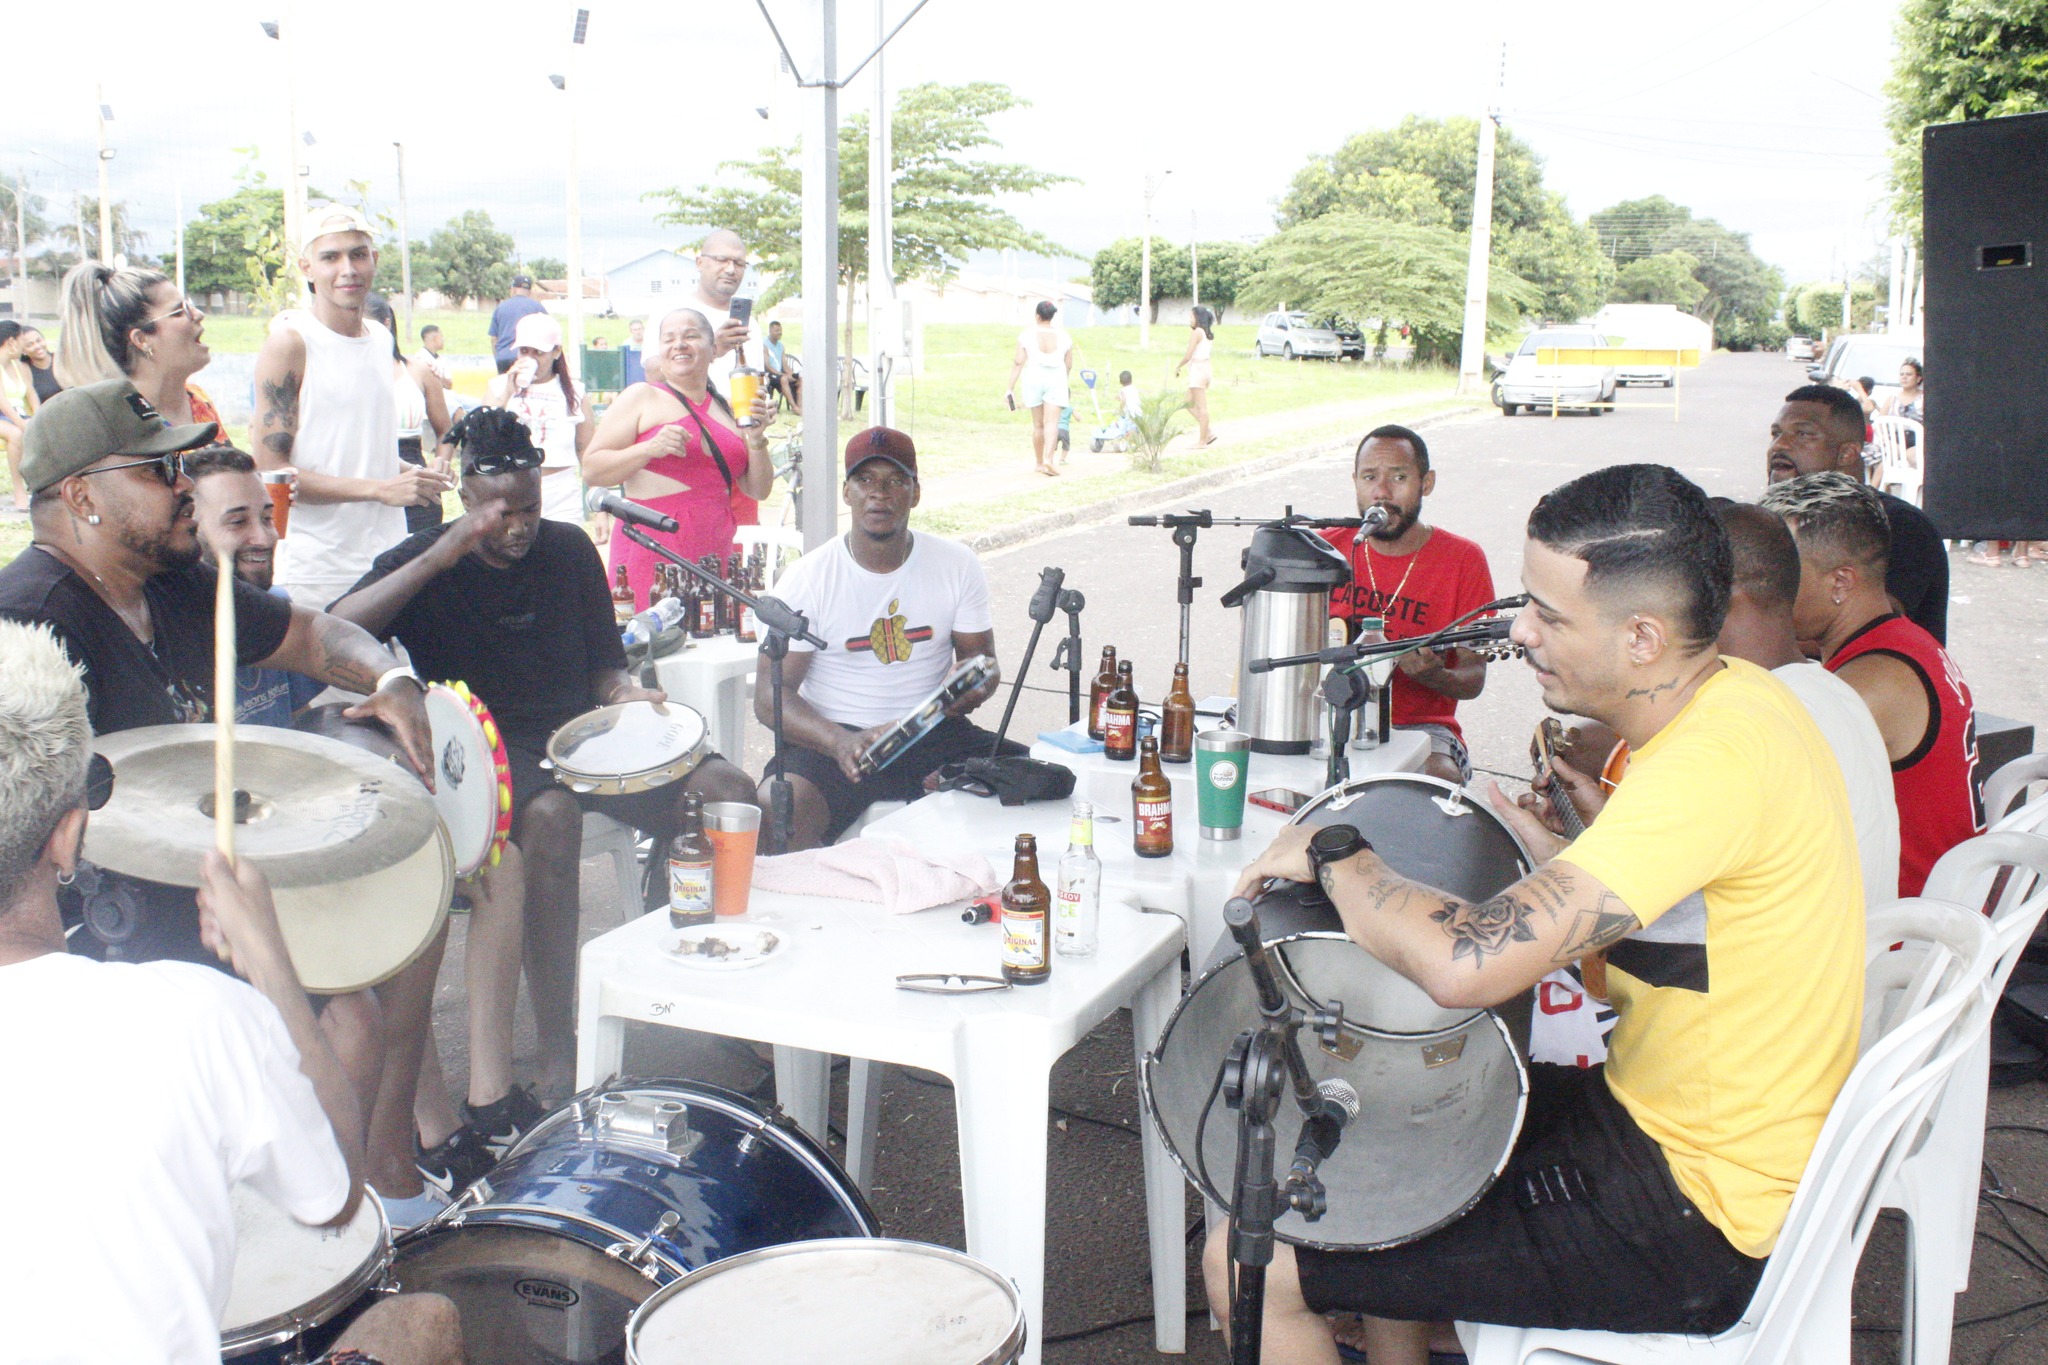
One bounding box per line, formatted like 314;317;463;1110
1055;801;1102;958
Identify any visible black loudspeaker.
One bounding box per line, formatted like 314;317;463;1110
1922;111;2048;539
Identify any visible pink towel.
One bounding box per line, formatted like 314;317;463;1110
751;837;999;915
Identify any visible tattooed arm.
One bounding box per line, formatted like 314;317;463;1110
251;327;453;509
1231;793;1639;1011
258;606;434;783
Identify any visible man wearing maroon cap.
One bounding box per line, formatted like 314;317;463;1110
755;427;1016;848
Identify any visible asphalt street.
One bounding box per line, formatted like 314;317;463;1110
433;351;2048;1363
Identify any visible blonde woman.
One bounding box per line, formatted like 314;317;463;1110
56;261;221;429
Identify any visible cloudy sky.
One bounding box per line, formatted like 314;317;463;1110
10;0;1899;288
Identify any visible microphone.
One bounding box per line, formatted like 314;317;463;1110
585;487;680;534
1288;1078;1361;1188
1027;567;1065;625
1360;505;1389;529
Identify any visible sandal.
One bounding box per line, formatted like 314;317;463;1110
1967;553;2006;567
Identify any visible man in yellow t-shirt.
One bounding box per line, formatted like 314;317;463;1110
1210;464;1863;1365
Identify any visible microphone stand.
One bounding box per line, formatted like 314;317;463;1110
990;567;1068;755
616;525;825;855
1049;588;1086;725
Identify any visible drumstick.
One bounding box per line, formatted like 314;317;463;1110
214;547;236;864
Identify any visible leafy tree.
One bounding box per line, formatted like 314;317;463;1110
0;180;50;268
525;256;568;282
648;82;1072;349
1238;214;1538;365
1791;281;1881;336
182;160;287;300
71;197;152;267
1090;237;1189;320
1497;201;1613;323
1611;250;1707;308
1126;390;1189;473
1191;240;1259;321
372;242;431;297
424;210;516;305
1588;196;1784;337
1886;0;2048;233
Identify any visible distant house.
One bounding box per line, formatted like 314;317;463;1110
533;276;612;314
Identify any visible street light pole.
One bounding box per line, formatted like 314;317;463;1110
262;12;306;292
800;0;841;548
1190;210;1199;310
563;9;591;384
94;87;113;264
394;143;414;342
1139;170;1169;349
867;0;893;427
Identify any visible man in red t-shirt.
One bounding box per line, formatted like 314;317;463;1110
1321;424;1497;784
1760;472;1981;896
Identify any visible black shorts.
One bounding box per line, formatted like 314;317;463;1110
774;714;1025;843
504;736;730;841
1295;1064;1765;1335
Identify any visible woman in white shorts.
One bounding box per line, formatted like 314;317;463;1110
1175;305;1216;448
1006;300;1073;477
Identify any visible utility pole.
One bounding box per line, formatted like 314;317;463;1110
262;12;306;292
94;87;114;264
1139;170;1169;349
867;0;894;427
394;143;413;342
800;0;841;548
13;176;26;319
1455;42;1506;397
563;9;591;383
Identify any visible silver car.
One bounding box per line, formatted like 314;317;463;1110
1254;311;1341;360
1494;329;1618;415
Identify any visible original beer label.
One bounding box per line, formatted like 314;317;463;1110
668;858;713;923
1103;709;1136;750
1136;799;1172;840
1002;906;1047;970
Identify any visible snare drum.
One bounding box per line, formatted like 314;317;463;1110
1143;774;1536;1251
222;1184;390;1362
627;1238;1025;1365
426;682;513;876
542;700;709;795
392;1081;876;1365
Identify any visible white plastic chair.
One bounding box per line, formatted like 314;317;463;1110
1985;752;2048;832
581;811;644;922
733;525;804;587
1890;830;2048;1365
1871;417;1925;506
1457;897;1998;1365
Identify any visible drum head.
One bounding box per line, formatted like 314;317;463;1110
395;1222;662;1365
276;822;453;993
1293;773;1532;904
629;1239;1024;1365
547;702;707;791
222;1184;389;1352
424;684;506;875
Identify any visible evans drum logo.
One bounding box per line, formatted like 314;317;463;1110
515;1278;579;1309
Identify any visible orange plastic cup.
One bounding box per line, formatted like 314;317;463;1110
262;470;293;537
704;801;762;916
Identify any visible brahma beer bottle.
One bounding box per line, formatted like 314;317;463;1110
1001;834;1051;985
1088;646;1119;740
1103;661;1139;761
1133;737;1173;858
1160;661;1195;764
612;565;635;626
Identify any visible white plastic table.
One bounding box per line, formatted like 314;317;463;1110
650;636;757;759
575;886;1188;1365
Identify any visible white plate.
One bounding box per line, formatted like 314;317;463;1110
666;924;785;969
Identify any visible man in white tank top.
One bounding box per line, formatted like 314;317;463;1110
252;204;454;609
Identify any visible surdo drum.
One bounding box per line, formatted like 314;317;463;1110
627;1238;1026;1365
1144;774;1536;1250
391;1081;876;1365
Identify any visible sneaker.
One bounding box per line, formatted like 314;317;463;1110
372;1183;451;1234
415;1124;498;1197
464;1083;547;1157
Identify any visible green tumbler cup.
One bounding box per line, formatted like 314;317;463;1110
1195;729;1252;840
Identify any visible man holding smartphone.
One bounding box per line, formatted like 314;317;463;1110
686;228;759;526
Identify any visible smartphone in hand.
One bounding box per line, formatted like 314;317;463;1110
729;297;755;328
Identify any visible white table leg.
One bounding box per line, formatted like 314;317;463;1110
1131;962;1189;1353
774;1045;832;1143
846;1059;884;1194
575;983;626;1091
954;1020;1053;1365
715;669;751;763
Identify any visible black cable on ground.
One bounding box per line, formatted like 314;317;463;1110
1042;1307;1212;1345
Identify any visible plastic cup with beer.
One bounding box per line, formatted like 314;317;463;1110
261;469;294;538
729;366;763;427
703;801;763;916
1194;729;1252;840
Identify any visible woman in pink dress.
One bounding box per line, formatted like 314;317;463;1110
584;307;776;608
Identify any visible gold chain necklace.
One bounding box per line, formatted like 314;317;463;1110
1358;533;1425;623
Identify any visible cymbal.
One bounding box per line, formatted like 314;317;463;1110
88;725;439;889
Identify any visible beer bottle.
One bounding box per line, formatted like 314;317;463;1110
1103;661;1139;761
1087;646;1119;740
691;560;718;638
667;794;715;927
737;563;760;644
714;555;738;634
1055;801;1102;958
1132;737;1174;858
612;564;636;625
1000;833;1051;985
1160;661;1196;764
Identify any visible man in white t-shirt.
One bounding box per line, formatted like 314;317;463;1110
414;323;453;390
252;203;454;608
756;427;1017;849
0;620;462;1365
691;228;753;390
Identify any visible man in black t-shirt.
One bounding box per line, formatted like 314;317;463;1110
331;408;757;1095
1767;383;1949;642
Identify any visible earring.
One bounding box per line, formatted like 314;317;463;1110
57;868;75;886
141;345;155;360
87;514;101;525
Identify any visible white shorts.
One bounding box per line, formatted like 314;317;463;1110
1018;373;1069;410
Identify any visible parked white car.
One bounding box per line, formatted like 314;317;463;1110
1494;329;1618;415
1254;311;1341;360
1786;336;1816;361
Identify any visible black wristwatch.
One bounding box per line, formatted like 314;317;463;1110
1307;824;1372;882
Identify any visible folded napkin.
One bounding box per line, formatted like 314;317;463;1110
750;837;999;915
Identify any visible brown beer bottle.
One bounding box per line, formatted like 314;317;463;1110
612;564;635;625
1087;646;1119;740
667;794;715;927
690;561;716;638
1132;737;1174;858
1103;661;1140;761
1160;661;1195;763
1000;833;1051;985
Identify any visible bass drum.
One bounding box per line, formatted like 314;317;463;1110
393;1081;878;1365
1144;774;1536;1251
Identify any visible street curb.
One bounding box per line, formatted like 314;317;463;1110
960;404;1479;554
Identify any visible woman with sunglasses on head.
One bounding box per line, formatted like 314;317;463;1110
55;261;222;432
582;307;774;609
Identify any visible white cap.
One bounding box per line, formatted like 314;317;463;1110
300;203;377;255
